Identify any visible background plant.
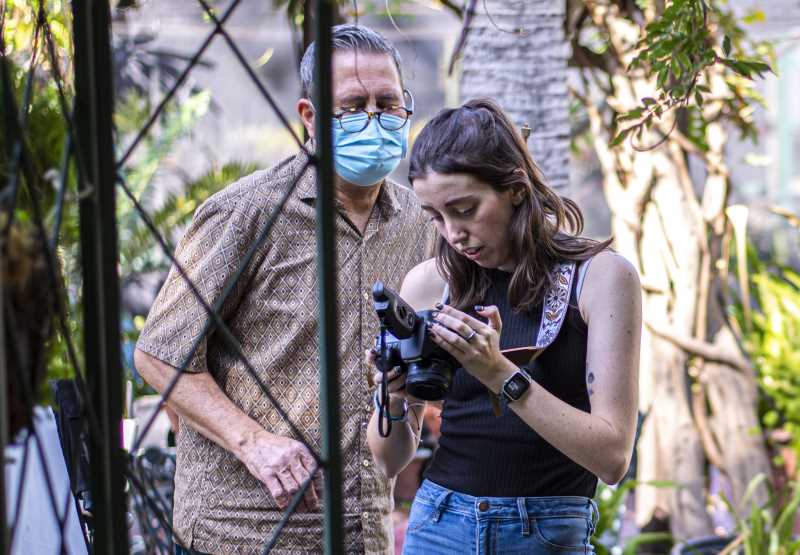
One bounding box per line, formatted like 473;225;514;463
592;480;673;554
2;1;258;397
727;209;800;466
719;474;800;555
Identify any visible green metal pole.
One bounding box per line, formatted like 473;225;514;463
0;252;8;555
313;2;343;554
72;0;128;552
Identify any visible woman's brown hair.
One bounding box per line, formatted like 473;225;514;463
408;98;611;312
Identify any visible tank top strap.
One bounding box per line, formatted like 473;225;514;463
440;283;450;305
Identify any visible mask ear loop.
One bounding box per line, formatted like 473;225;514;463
403;89;415;115
399;89;414;158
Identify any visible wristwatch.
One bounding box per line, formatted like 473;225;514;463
500;368;532;402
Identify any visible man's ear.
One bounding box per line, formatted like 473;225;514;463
297;98;315;139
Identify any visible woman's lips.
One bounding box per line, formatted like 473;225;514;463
462;246;483;260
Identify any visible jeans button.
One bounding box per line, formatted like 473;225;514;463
478;501;489;512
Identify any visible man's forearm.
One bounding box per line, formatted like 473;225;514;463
133;349;265;459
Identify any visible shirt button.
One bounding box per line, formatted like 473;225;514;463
362;511;369;520
363;291;370;301
478;501;489;512
362;459;371;468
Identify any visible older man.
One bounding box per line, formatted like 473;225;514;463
134;24;432;554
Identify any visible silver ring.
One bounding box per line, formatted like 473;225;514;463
463;329;477;342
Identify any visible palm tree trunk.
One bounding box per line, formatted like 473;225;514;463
459;0;570;189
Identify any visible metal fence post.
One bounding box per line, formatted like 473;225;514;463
72;0;128;552
313;2;343;554
0;261;8;555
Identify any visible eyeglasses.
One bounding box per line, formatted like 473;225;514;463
333;89;414;133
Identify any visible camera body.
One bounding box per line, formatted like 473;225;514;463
372;281;457;401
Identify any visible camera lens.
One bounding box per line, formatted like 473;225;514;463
406;360;453;401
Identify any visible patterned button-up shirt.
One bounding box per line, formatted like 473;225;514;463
136;146;433;554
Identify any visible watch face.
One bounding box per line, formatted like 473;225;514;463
504;372;530;400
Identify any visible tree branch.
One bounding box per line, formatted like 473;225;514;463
646;322;754;374
691;379;728;472
436;0;464;18
447;0;478;76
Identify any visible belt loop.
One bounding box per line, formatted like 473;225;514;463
516;498;530;536
589;498;599;530
431;489;452;523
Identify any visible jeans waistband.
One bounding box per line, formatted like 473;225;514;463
416;479;599;528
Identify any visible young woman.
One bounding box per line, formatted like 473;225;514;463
366;99;641;554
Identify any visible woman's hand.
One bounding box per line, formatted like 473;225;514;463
365;349;410;414
429;304;516;392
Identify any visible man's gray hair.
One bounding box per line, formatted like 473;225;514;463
299;24;403;99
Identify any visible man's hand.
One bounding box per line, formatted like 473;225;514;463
238;431;322;512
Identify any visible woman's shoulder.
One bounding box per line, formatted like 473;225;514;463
589;250;637;276
577;251;640;318
580;250;636;276
400;258;447;310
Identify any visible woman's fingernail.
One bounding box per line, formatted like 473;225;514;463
435;302;444;310
431;310;439;318
474;305;484;312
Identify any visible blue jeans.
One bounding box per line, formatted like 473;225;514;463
403;479;598;555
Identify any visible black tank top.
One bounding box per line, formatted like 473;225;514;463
424;267;598;498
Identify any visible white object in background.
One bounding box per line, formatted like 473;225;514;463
122;418;138;452
132;395;173;450
4;407;89;555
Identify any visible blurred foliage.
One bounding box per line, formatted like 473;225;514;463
2;0;73;77
1;214;56;436
592;481;673;554
719;474;800;554
611;0;774;147
3;2;258;401
731;235;800;462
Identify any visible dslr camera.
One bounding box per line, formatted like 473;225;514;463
372;281;458;401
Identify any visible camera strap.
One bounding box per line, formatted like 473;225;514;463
534;261;576;350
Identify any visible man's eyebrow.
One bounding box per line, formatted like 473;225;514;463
337;94;368;106
376;92;402;103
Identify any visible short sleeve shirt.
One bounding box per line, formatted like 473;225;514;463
136;146;434;554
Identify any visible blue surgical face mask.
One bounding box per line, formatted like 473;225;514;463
332;113;409;187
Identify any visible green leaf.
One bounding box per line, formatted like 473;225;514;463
740;473;768;509
774;484;800;541
611;126;633;147
657;68;669;89
622;532;673;555
743;9;766;25
723;35;732;57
